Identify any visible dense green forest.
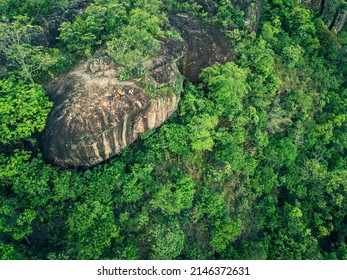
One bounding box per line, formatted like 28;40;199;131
1;0;347;260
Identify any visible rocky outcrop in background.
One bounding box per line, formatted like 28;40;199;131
37;0;93;46
298;0;346;32
231;0;265;32
169;13;232;83
195;0;345;33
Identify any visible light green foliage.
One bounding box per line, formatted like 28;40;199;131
59;16;104;58
211;219;241;252
200;62;249;118
107;25;161;73
59;0;128;57
106;7;164;75
0;242;25;259
0;78;52;144
282;44;304;68
0;0;68;18
0;16;62;81
67;201;119;259
129;8;164;37
149;220;185;259
188;114;218;152
0;150;30;180
213;0;245;29
159;124;190;156
150;174;195;214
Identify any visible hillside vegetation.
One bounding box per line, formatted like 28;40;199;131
0;0;347;259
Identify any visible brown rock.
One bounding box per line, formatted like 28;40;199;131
169;13;232;83
41;39;186;167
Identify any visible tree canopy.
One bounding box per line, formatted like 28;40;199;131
1;0;347;260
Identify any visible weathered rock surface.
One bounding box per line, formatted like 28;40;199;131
41;39;186;167
35;0;93;46
231;0;265;32
169;13;232;83
322;0;347;32
193;0;264;32
298;0;324;12
298;0;346;32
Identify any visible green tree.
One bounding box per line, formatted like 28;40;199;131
0;77;52;144
149;220;185;259
66;201;119;259
0;16;63;82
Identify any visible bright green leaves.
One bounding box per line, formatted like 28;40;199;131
59;16;104;58
150;174;195;215
149;220;185;259
281;44;304;68
158;124;190;156
129;8;165;38
120;163;154;203
0;0;64;18
188;114;218;152
107;26;161;74
58;0;128;58
0;16;64;82
201;62;249;119
0;78;52;144
0;0;347;262
211;219;241;253
106;8;164;77
0;78;51;183
0;150;30;180
12;157;53;208
67;201;119;259
285;6;319;51
59;0;166;70
0;243;25;260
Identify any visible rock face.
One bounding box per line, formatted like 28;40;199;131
231;0;265;32
33;0;93;47
41;39;185;167
169;13;232;83
298;0;346;32
299;0;323;12
322;0;347;32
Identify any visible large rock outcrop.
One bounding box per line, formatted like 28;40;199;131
169;13;232;83
42;14;233;167
41;39;186;167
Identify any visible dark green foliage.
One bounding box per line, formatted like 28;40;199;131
1;0;347;260
0;0;69;19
